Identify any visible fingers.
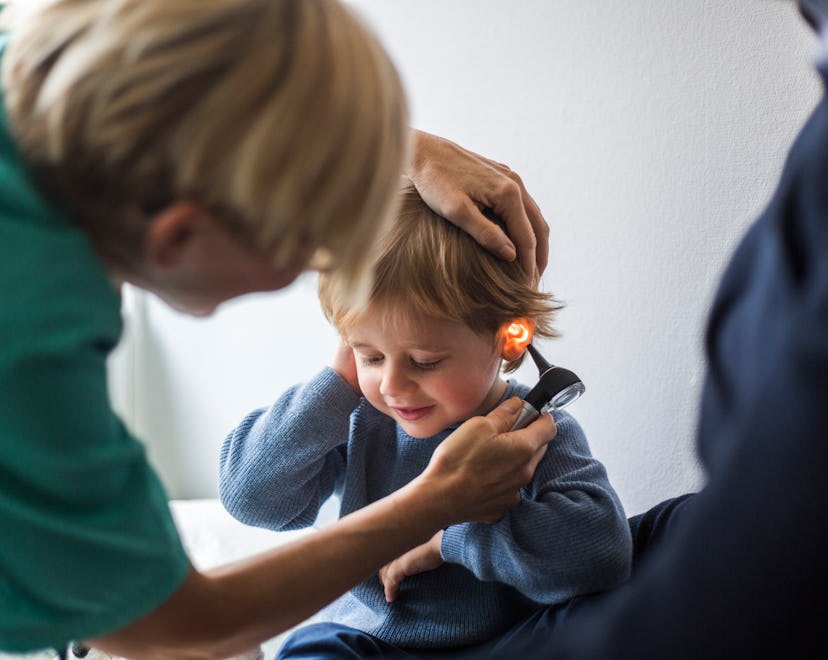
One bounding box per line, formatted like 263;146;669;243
378;534;444;602
528;437;550;474
522;189;550;277
379;564;402;603
385;582;400;603
460;399;557;470
451;198;517;261
486;396;561;434
421;401;557;526
407;130;549;283
516;411;557;455
484;401;557;478
452;172;537;282
481;397;524;433
489;169;548;283
478;158;550;281
489;182;538;282
331;340;360;394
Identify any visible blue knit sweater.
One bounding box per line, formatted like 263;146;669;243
219;368;631;649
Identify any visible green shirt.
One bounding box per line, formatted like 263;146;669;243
0;39;190;652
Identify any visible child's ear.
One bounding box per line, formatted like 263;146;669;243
500;318;535;361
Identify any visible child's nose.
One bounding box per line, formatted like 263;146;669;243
379;362;413;397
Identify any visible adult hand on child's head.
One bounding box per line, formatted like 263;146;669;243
379;530;444;603
408;130;549;284
420;398;556;526
331;340;361;395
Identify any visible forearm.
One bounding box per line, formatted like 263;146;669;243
91;478;446;659
93;398;555;658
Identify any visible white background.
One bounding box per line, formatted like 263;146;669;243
109;0;821;517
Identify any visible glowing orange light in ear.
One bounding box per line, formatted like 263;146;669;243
502;318;534;360
507;321;530;344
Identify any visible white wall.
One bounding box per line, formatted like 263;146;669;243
108;0;821;516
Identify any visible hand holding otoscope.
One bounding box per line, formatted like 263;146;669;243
509;343;585;431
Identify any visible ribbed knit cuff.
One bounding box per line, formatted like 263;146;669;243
440;523;471;565
308;367;361;416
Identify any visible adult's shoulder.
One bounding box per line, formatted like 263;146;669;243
0;92;122;352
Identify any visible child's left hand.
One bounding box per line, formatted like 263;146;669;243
331;340;361;394
378;530;444;602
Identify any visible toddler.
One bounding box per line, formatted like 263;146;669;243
219;182;632;657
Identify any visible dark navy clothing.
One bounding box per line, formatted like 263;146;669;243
497;4;828;658
278;602;585;659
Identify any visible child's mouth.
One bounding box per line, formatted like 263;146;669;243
392;405;435;421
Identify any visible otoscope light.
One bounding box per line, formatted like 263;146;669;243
506;321;531;344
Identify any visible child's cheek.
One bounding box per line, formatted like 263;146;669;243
357;370;383;407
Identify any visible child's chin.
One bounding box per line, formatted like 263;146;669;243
399;420;442;439
401;415;465;439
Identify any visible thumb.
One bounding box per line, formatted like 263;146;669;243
484;397;523;433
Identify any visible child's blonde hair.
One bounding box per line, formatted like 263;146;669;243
1;0;408;295
319;180;561;373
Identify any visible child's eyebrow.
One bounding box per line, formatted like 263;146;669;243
406;344;449;352
349;341;447;352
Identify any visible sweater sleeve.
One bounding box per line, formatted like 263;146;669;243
441;411;632;604
218;367;360;530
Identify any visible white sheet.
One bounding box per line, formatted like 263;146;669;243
170;498;321;658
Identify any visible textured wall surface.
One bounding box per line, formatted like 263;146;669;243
109;1;820;516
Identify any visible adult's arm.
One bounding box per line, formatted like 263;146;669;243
90;399;556;660
409;129;549;283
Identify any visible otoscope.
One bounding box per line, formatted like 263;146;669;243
509;343;585;431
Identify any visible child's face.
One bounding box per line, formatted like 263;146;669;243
346;303;507;438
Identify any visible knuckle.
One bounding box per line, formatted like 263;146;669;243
506;168;524;186
468;415;492;432
493;160;520;182
495;178;522;201
443;195;473;223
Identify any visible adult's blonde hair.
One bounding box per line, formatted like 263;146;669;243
320;180;562;373
1;0;408;294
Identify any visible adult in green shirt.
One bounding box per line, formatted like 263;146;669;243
0;1;554;657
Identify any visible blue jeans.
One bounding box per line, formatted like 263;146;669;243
277;600;587;659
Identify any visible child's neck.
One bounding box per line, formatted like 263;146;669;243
469;377;509;419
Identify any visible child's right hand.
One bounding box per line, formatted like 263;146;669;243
331;340;361;395
379;530;444;602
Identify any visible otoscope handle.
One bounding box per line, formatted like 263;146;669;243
507;366;585;431
509;400;541;431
